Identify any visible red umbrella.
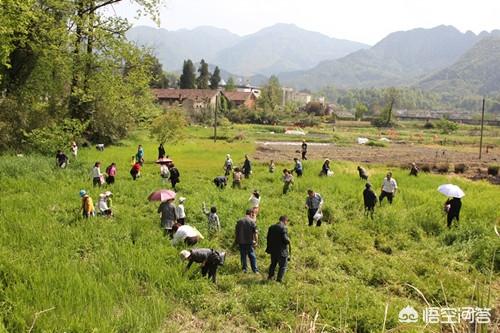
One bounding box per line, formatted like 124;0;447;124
148;189;176;202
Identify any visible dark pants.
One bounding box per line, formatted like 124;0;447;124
302;151;307;160
93;177;101;187
365;205;375;218
283;182;292;194
379;191;394;204
171;178;179;189
184;236;199;246
239;244;258;273
447;213;459;228
177;218;185;225
268;254;287;282
130;169;138;180
308;208;321;226
106;176;115;184
244;172;250;179
296;169;303;177
232;180;241;189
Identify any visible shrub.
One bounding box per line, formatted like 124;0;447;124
423;121;434;129
436;164;449;173
421;164;431;172
23;119;88;155
454;163;468;174
436;118;458;134
487;165;499;176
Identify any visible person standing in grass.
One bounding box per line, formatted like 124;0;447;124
293;157;303;177
380;172;397;205
357;166;368;180
363;183;377;218
268;160;275;173
282;169;294;194
242;154;252;178
80;190;95;218
160;162;170;183
444;197;462;228
266;215;291;282
158;143;165;159
223;154;233;176
301;140;308;160
176;197;186;225
91;162;103;187
158;198;177;236
409;163;419;176
136;145;144;165
202;202;221;236
70;141;78;159
56;150;68;168
235;209;259;273
248;190;261;215
130;161;141;180
305;189;323;226
232;167;243;189
320;159;331;176
105;163;116;185
169;163;180;190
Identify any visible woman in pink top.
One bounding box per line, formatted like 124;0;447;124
106;163;117;185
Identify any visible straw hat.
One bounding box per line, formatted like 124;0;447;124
179;250;191;260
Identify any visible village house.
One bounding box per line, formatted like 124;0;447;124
152;89;220;110
222;91;257;109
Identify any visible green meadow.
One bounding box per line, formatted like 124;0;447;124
0;127;498;332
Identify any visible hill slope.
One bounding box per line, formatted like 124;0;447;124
212;23;368;76
280;26;495;90
127;24;368;75
419;37;500;95
126;25;240;71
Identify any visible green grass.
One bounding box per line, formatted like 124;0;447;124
0;130;498;332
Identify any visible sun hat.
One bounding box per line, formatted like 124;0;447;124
104;191;112;196
179;250;191;260
179;197;186;203
79;190;86;197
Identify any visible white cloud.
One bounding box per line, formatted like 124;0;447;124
109;0;500;44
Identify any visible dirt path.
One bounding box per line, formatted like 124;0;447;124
254;141;500;182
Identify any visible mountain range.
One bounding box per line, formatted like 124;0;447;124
126;23;369;76
127;24;500;96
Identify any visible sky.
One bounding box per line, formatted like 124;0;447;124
109;0;500;45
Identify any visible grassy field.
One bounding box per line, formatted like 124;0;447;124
0;126;499;332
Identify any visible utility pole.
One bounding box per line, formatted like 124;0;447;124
213;94;218;143
479;97;485;159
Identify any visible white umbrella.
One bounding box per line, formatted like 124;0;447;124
437;184;465;198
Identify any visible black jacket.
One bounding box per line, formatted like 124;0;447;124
363;188;377;208
446;198;462;217
265;223;290;257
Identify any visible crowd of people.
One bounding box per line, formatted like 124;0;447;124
57;139;462;284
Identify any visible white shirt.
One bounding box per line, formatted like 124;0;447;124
91;166;102;178
98;198;109;212
382;178;398;193
172;225;203;245
249;195;260;208
176;204;186;219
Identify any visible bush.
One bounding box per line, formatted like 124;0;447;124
487;165;499;176
436;118;458;134
436;164;449;173
423;121;434;129
421;164;431;172
454;163;468;174
23;119;88;155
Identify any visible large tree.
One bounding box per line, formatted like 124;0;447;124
258;75;283;111
225;77;236;92
196;59;210;89
209;66;221;90
179;59;196;89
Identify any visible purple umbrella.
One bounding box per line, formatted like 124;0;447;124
148;189;176;202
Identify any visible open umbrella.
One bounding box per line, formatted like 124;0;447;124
437;184;465;198
155;158;173;164
148;189;176;202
